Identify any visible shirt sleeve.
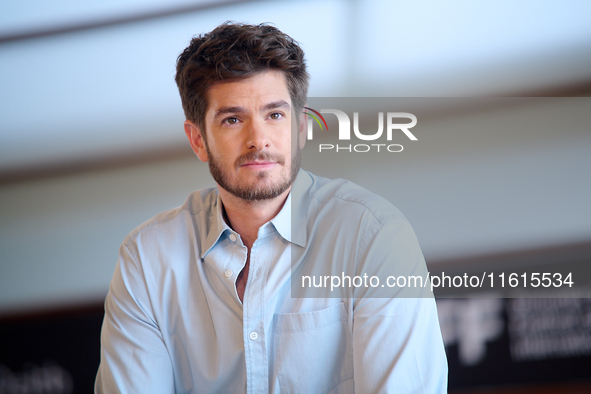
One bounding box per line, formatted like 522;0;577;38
95;241;175;394
351;219;448;393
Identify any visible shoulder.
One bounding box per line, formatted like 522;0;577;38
123;187;218;247
303;170;407;227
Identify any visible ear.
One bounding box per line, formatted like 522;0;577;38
184;120;209;162
298;109;307;149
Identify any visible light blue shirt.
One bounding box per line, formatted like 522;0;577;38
96;170;447;393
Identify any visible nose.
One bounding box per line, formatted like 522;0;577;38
245;119;270;150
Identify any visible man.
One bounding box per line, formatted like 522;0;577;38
96;22;447;393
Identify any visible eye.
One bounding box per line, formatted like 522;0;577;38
269;112;283;120
224;117;239;125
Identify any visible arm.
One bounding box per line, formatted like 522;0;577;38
95;242;174;393
352;220;448;393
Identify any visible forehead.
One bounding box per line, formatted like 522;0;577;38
206;70;291;112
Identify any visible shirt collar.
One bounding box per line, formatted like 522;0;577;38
200;169;313;257
277;169;312;248
201;193;233;259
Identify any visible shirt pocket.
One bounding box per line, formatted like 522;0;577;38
273;302;354;394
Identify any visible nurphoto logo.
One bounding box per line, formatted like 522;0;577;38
303;107;418;153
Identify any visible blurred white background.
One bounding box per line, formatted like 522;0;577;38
1;0;590;312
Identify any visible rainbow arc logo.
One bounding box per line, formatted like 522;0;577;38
303;107;329;131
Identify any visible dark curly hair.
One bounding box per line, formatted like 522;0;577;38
175;22;309;133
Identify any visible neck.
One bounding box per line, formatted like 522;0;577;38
219;187;290;249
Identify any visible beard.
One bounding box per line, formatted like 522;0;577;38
206;143;301;202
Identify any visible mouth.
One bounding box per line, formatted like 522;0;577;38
241;160;278;170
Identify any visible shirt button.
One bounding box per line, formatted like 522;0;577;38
224;270;233;278
249;331;258;341
229;234;237;242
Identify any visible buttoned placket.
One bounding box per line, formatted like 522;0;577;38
242;235;269;394
220;231;248;304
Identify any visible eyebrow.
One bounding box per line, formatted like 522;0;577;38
213;100;291;120
262;100;291;112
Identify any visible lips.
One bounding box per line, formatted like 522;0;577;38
242;160;275;166
241;160;277;169
236;152;285;168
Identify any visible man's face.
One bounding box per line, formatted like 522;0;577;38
186;71;303;201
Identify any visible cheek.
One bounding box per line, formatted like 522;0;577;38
210;137;237;158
